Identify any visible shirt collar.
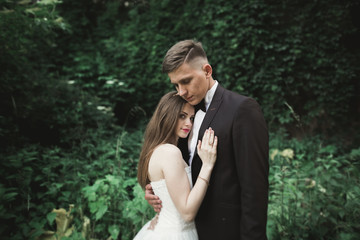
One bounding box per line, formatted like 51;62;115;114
204;81;218;111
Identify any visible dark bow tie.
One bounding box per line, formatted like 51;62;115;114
195;99;206;112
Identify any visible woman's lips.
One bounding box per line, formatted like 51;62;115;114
182;129;190;133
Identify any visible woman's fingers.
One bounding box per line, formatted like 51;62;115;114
197;128;218;166
198;128;216;149
203;129;209;145
209;128;214;145
206;128;214;148
212;136;218;151
197;140;202;152
202;128;213;145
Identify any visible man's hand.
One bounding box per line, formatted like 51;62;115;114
145;184;162;213
147;213;159;230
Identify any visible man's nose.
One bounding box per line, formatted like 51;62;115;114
178;86;186;96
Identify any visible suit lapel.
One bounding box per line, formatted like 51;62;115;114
191;85;224;183
192;84;225;169
198;85;224;137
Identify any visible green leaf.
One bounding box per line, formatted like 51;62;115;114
2;192;18;201
95;204;108;220
46;212;57;225
108;225;120;240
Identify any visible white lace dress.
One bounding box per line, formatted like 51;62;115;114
133;166;198;240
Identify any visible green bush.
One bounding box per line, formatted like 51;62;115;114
55;0;359;136
0;126;148;239
1;0;359;239
82;174;153;240
268;133;360;239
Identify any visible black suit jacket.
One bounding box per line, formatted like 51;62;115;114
179;84;269;240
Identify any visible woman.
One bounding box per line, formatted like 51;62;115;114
134;91;218;240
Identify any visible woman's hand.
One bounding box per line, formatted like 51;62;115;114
197;128;218;169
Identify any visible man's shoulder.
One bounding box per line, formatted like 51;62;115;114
221;86;256;104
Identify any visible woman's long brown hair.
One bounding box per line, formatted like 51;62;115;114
137;91;187;189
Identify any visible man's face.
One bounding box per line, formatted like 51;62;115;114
168;62;209;106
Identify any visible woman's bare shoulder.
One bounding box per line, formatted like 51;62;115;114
153;143;181;155
149;143;187;182
151;144;184;165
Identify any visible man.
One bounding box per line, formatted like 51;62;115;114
145;39;269;239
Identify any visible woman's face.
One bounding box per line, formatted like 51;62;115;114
175;103;195;139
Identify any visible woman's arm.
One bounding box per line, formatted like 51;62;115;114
150;128;217;222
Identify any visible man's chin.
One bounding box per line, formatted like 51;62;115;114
187;99;198;106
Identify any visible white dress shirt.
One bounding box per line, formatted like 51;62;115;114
188;81;218;166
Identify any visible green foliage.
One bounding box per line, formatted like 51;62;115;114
53;0;360;136
0;126;150;239
82;174;153;239
1;0;359;239
268;133;360;239
0;0;95;147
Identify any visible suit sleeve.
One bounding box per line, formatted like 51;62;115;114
232;98;269;240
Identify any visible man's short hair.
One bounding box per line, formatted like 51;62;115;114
162;39;208;73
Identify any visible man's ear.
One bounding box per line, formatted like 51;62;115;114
203;64;212;77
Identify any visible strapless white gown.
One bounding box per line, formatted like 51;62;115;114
133;166;198;240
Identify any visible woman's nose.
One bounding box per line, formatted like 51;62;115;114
186;118;192;126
